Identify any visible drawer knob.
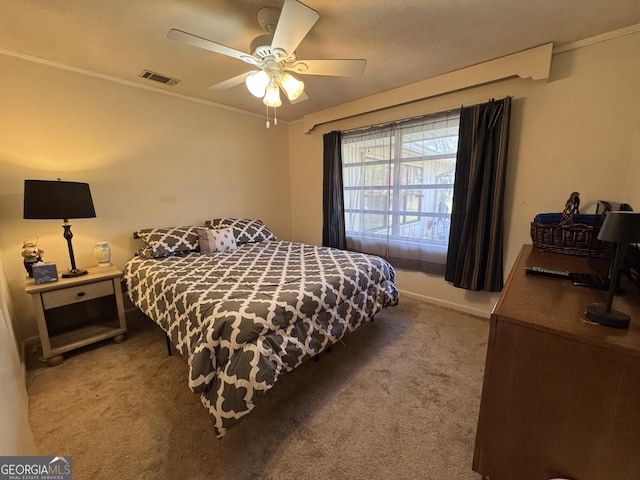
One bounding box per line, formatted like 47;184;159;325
77;291;86;297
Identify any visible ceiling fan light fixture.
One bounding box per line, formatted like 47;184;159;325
263;83;282;107
280;72;304;101
168;0;367;128
245;70;270;97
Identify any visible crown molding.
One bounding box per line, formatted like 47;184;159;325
553;23;640;54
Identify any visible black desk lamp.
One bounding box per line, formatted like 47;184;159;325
23;179;96;278
585;211;640;328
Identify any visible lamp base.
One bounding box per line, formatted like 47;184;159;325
61;268;89;278
585;304;630;329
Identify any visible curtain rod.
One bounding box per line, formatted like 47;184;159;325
340;97;508;135
340;107;460;135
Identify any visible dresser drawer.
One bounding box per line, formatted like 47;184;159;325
42;280;115;310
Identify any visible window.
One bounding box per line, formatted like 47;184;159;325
340;110;460;274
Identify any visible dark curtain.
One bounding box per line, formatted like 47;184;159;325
322;131;346;249
445;97;511;292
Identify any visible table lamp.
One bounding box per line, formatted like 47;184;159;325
585;211;640;328
23;179;96;278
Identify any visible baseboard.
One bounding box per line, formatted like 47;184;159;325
398;289;492;319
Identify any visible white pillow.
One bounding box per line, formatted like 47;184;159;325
198;227;237;253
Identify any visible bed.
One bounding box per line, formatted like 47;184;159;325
123;218;399;438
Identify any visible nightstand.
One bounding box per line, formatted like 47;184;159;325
25;265;127;366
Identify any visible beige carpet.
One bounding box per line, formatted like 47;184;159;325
26;296;488;480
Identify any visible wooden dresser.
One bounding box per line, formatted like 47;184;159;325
473;244;640;480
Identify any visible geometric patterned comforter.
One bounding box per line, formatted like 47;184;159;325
123;240;399;438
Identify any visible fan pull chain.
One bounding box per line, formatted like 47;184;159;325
265;105;279;128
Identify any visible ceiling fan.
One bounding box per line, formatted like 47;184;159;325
167;0;366;122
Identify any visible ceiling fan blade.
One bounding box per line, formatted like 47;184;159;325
290;59;367;77
271;0;319;55
209;72;252;90
167;29;258;66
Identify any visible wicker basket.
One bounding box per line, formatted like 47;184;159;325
530;192;611;258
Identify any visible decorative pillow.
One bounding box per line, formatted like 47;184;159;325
134;226;200;258
197;228;215;254
204;218;276;244
196;227;237;253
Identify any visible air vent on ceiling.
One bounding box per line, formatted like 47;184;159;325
139;70;180;86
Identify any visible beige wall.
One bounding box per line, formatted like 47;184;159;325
0;53;291;341
288;31;640;316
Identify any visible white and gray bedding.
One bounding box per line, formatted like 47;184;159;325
124;239;398;437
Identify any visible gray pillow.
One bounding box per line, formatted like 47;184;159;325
135;225;200;258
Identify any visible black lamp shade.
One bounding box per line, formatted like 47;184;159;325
24;179;96;220
597;211;640;244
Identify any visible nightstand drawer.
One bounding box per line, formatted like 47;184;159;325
42;280;115;310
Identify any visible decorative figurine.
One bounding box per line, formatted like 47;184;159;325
22;239;44;278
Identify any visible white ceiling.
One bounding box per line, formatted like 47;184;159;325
2;0;640;122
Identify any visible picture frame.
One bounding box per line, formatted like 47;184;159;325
32;262;59;285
